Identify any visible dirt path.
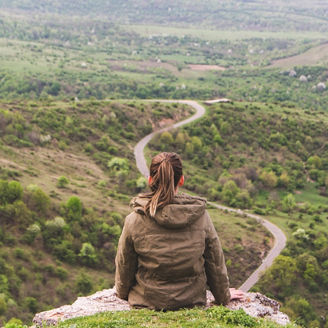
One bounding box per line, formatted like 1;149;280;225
133;100;286;292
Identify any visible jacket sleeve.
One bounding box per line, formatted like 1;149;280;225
115;214;138;300
203;211;231;305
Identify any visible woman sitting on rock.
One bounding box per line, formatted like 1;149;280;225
115;152;244;310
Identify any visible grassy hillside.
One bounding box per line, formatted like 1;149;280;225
0;99;192;324
148;101;328;327
0;99;272;325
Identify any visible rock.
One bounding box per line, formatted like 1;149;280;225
299;75;307;82
288;70;297;77
33;289;290;326
317;82;326;91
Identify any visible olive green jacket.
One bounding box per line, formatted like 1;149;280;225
115;193;230;310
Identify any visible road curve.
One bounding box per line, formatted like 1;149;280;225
133;100;286;292
208;203;287;292
134;100;205;177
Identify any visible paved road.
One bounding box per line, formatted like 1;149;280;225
134;100;205;177
133;100;286;292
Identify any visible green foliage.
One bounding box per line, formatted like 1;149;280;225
4;318;27;328
0;180;23;205
79;243;98;266
221;180;240;207
260;171;278;189
26;184;50;215
136;176;147;190
256;255;299;299
282;297;316;327
57;176;69;188
76;272;93;295
23;296;38;313
107;157;129;177
159;131;174;146
66;196;83;221
281;194;296;213
0;292;7;315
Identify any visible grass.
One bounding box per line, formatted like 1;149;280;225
55;306;297;328
270;42;328;68
294;182;328;205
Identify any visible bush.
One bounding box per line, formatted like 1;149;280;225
282;193;296;213
0;180;23;205
76;272;93;295
0;293;7;315
66;196;83;221
23;296;38;313
53;241;77;264
221;180;240;207
23;223;41;244
56;267;68;280
26;184;50;215
4;318;27;328
57;176;69;188
79;242;98;266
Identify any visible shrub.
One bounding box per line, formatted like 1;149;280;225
107;157;129;177
259;170;278;188
43;217;66;239
0;293;7;315
4;318;27;328
66;196;83;221
14;248;27;260
26;184;50;215
282;193;296;213
23;223;41;244
221;180;240;207
53;241;77;264
57;176;69;188
56;267;68;280
0;180;23;205
79;242;98;266
76;272;93;295
23;296;38;313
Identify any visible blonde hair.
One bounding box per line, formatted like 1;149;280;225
144;152;183;217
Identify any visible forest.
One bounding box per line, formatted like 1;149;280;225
0;0;328;327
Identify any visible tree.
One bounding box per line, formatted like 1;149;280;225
159;131;173;146
221;180;240;207
66;196;83;221
107;157;129;177
26;184;50;215
260;170;278;188
0;180;23;205
307;155;322;169
79;242;98;266
257;255;299;298
282;193;296;213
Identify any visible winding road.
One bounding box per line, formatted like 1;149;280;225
133;100;286;292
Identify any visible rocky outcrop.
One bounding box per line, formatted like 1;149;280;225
33;289;290;326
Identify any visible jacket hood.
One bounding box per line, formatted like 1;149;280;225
130;192;206;229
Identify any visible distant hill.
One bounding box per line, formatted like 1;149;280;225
0;0;327;32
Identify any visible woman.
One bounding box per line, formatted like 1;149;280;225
115;152;243;310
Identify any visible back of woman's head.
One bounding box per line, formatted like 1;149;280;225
145;152;183;217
